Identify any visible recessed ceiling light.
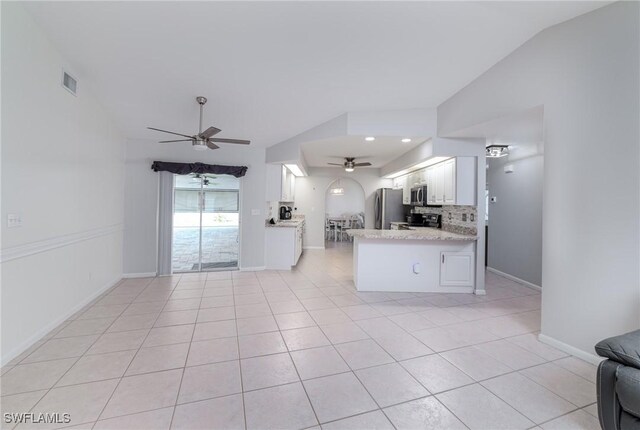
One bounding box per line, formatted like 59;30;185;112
401;138;412;143
365;136;375;142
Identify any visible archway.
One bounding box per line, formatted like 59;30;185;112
324;177;366;245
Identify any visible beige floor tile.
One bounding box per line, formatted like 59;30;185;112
540;409;601;430
178;360;241;404
28;379;118;429
274;311;316;330
163;298;201;312
94;407;173;430
304;372;377;423
320;322;370;344
241;353;299;391
506;334;568;361
195;306;235;323
437;383;534;430
520;362;596;407
355;363;429;407
238;332;287;358
335;339;394;370
483;372;576;424
54;317;115;338
235;303;272;319
413;322;498;352
475;339;547;370
387;313;436;332
383;397;467;430
192;320;237;341
244;382;317;430
187;337;239;366
553;356;597;383
340;304;383;321
172;394;244;430
290;346;350;380
236;315;279;336
120;302;165;317
1;391;47;429
355;318;406;339
199;295;234;309
1;358;76;395
101;369;182;419
282;326;331;351
417;308;464;326
401;354;472;394
154;310;198;327
374;332;433;361
583;403;598;417
22;335;98;363
87;329;148;355
77;304;128;320
107;313;158;332
441;346;513;381
143;324;194;347
309;308;351;325
269;300;307;315
322;410;394;430
125;342;189;375
57;350;136;386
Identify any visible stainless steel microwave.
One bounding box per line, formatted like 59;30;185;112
410;185;427;206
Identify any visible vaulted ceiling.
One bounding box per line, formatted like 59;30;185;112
24;1;607;148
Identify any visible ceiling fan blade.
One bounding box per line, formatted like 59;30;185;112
158;139;192;144
147;127;193;139
354;162;372;167
327;163;344;166
206;140;220;150
209;138;251;145
200;126;221;139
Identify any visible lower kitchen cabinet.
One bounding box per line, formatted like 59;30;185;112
265;222;304;270
440;251;474;287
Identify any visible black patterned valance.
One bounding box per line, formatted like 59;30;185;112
151;161;248;178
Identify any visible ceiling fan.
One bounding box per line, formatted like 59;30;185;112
328;157;372;172
148;96;250;151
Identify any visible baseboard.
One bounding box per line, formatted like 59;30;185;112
487;266;541;292
1;274;122;367
538;333;604;366
123;272;157;278
474;289;487;296
239;266;266;272
303;246;325;250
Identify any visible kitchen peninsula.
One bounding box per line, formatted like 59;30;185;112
347;228;478;293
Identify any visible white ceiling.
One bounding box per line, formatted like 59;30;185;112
302;136;426;168
24;1;606;148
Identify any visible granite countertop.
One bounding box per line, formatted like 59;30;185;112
266;218;305;228
346;227;477;241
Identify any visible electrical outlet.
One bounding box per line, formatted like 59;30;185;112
7;214;22;228
462;213;467;222
470;213;475;222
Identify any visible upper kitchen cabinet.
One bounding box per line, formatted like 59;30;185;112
266;164;296;202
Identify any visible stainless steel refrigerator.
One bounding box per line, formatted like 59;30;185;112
374;188;404;229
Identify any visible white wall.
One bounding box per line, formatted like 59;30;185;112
325;179;365;217
123;139;267;274
294;168;391;248
1;3;125;363
438;2;639;358
487;155;543;287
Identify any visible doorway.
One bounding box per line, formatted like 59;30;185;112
171;173;240;272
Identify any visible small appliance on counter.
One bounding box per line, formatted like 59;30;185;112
403;212;441;229
279;205;292;220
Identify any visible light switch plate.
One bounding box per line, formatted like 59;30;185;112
7;214;22;228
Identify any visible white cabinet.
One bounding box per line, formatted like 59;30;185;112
402;177;411;205
440;251;474;287
266;164;296;202
265;222;304;270
443;158;456;204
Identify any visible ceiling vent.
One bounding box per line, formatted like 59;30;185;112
62;70;77;96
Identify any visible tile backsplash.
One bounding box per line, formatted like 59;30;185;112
413;205;478;235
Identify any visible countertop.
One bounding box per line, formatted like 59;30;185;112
346;227;477;241
265;219;305;228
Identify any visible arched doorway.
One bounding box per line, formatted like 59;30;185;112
325;177;365;246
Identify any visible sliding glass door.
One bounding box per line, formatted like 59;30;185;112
172;174;240;272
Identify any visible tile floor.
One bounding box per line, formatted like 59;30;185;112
1;242;600;430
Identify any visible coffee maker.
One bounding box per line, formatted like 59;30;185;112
279;205;292;220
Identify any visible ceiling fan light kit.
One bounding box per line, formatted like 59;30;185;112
148;96;250;151
327;157;372;172
486;144;510;158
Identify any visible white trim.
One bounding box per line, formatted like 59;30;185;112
303;246;325;250
1;274;122;366
0;224;123;263
487;266;541;291
239;266;266;272
538;333;604;366
474;289;487;296
123;272;157;279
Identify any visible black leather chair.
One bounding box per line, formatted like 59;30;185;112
595;329;640;430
